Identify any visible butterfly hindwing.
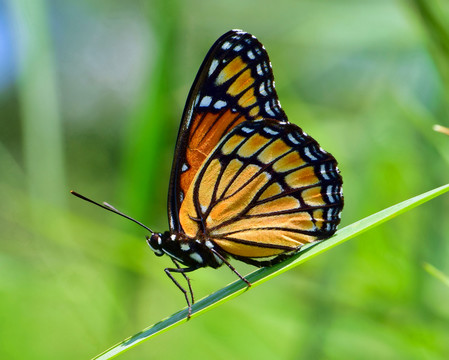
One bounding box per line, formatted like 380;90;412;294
168;30;287;232
178;120;343;265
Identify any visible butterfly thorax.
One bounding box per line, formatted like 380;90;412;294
146;232;225;269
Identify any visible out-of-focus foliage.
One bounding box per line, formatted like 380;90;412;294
1;0;449;359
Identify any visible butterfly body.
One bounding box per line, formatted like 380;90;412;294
147;232;225;270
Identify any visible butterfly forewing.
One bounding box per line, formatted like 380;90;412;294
179;120;343;265
168;30;287;232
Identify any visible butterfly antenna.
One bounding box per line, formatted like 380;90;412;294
70;190;154;234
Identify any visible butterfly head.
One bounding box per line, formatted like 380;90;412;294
146;232;165;256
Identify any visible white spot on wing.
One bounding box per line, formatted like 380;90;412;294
234;44;243;52
214;100;227;109
222;41;232;50
241;126;254;134
304;147;318;161
181;163;189;172
326;185;335;203
262;61;269;73
247;50;255;60
199;96;212;107
320;164;330;180
264;127;279;135
288;133;299;145
209;59;219;76
265;101;275;117
256;64;263;76
259;82;267;96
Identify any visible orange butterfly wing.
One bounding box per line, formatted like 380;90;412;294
179;120;343;265
169;29;343;266
168;30;287;232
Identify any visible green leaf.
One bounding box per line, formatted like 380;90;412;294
93;184;449;360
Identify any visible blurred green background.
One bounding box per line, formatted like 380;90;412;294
1;0;449;359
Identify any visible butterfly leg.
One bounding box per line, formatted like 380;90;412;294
164;261;198;319
171;258;195;305
210;248;251;287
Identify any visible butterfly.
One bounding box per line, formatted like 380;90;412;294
72;29;344;317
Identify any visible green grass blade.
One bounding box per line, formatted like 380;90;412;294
93;183;449;360
423;262;449;288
